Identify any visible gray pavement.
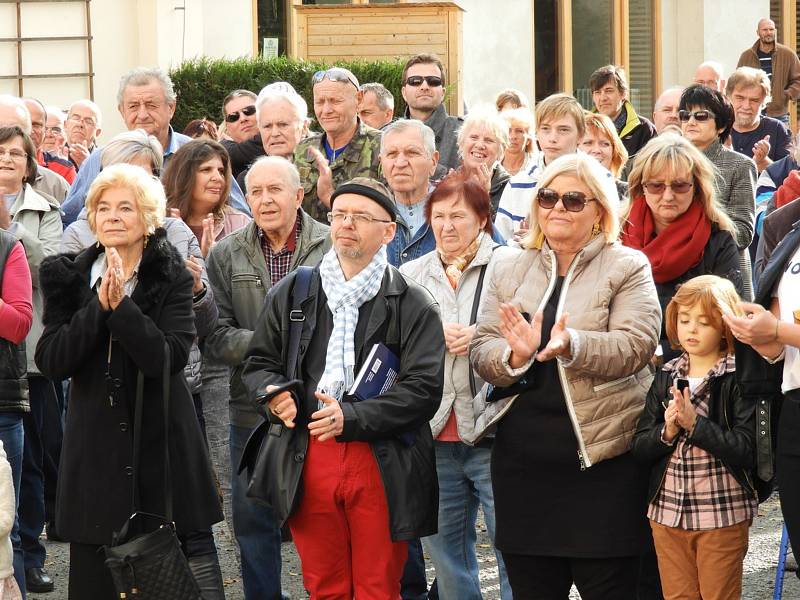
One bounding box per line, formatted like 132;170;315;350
29;495;800;599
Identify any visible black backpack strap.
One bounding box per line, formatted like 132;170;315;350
287;266;314;379
468;264;488;398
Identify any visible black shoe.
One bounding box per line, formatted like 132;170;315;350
45;521;64;543
25;567;54;593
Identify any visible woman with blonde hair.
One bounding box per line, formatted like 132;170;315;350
499;108;536;176
623;132;742;362
580;111;629;177
471;152;660;597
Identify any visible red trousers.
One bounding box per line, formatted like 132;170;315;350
289;436;408;599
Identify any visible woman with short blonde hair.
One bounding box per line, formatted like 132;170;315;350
580;112;629;177
500;108;536;176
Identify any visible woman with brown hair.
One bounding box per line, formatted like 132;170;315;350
162;139;249;258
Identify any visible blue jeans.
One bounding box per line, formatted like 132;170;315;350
0;413;25;598
423;441;511;600
230;424;283;600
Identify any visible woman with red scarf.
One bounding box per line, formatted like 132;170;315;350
623;133;743;363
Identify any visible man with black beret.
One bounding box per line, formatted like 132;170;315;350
241;177;445;598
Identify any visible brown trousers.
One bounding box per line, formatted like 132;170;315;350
649;519;750;600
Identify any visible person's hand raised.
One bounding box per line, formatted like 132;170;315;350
307;147;334;209
499;304;543;369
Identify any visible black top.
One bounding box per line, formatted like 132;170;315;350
731;116;790;162
491;277;648;557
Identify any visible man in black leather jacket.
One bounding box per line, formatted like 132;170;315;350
241;178;444;598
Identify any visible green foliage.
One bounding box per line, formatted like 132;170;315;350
169;56;406;132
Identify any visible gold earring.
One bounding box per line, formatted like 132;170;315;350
143;235;148;248
592;222;601;237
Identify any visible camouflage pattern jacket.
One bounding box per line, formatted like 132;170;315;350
293;120;383;222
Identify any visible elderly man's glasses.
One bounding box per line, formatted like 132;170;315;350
0;148;27;161
537;188;597;212
327;211;392;225
643;181;694;194
67;114;97;127
405;75;443;87
225;105;256;123
45;126;62;135
678;110;715;122
312;68;360;90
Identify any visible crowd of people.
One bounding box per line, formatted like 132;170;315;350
1;13;800;600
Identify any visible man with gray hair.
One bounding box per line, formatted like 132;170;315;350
694;61;725;92
205;155;330;600
0;95;70;203
359;83;394;130
64;99;102;170
652;86;684;134
60;67;249;225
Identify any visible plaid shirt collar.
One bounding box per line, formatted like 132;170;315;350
257;211;301;254
663;352;736;383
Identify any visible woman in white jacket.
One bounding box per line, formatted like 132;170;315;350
400;169;510;600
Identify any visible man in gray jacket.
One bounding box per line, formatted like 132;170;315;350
401;53;462;175
205;156;330;600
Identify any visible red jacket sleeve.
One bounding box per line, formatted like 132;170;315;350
0;242;33;344
774;170;800;209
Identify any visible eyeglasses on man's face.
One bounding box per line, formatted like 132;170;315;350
327;211;392;226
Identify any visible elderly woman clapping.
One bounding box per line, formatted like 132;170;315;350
400;169;511;600
35;164;223;598
456;105;511;216
469;153;660;598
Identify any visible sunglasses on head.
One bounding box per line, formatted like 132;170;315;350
312;68;360;90
225;105;256;123
405;75;444;87
643;181;694;194
678;109;715;122
537;188;597;212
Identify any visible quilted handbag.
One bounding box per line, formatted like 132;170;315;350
103;342;201;599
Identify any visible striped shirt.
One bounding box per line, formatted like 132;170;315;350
648;353;757;531
494;153;545;239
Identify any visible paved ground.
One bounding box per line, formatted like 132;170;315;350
29;494;800;599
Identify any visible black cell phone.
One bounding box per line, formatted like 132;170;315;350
254;379;305;407
676;378;690;395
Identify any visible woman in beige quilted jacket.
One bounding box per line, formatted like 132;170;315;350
471;153;661;599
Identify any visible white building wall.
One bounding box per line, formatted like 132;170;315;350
659;0;769;89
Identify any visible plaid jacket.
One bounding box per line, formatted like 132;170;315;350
293;120;383;223
645;354;757;530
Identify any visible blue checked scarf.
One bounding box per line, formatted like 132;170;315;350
317;246;388;403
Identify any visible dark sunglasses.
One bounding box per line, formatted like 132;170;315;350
312;68;360;90
537;188;597;212
405;75;444;87
678;109;715;122
225;105;256;123
643;181;694;194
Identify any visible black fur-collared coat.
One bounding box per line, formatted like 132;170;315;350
35;229;222;545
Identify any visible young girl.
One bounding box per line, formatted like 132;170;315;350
633;275;757;600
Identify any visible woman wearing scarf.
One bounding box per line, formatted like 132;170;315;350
400;170;511;600
623;133;743;363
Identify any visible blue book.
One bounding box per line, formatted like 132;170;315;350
348;343;415;446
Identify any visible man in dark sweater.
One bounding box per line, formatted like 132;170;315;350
727;66;791;173
589;65;656;159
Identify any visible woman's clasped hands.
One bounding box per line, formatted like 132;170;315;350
498;303;572;369
98;247;126;311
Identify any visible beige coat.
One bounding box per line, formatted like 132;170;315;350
470;235;661;467
399;233;497;441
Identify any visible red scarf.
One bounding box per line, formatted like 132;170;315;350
621;196;711;283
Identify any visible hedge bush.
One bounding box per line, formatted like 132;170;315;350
169;56;407;132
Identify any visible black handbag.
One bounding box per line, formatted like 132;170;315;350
103;342;201;599
238;266;314;525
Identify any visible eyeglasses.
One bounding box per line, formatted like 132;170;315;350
312;68;360;90
67;114;97;128
536;188;597;212
404;75;444;87
327;211;392;226
0;148;27;161
45;126;62;135
225;105;256;123
643;181;694;194
678;109;715;122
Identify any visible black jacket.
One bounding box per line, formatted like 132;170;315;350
35;229;222;545
632;368;757;503
0;230;28;412
655;226;742;360
241;264;445;541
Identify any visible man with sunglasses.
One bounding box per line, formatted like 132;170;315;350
60;67;250;226
401;54;462;174
222;90;258;144
589;65;656;159
293;67;383;224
